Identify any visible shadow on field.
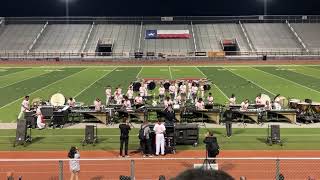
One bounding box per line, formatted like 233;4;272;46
233;129;246;135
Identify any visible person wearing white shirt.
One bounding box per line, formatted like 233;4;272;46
229;94;236;106
199;85;205;98
122;96;132;110
158;84;165;102
153;120;166;156
18;96;30;119
169;84;176;100
195;98;205;110
187;81;192;99
207;93;214;104
163;97;173;109
180;83;187;95
175;94;182;105
105;86;112;105
240;99;249;111
139;86;145;97
114;93;123;105
134;94;144;106
67;97;76;107
94;98;102;111
126;87;134;100
273;101;282;110
255;94;263;105
36;106;45;129
265;100;272;111
191;83;198;102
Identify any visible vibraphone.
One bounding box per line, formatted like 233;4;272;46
71;107;114;124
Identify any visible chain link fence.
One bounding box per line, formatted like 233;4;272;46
1;158;320;180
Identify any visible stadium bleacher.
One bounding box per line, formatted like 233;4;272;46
0;16;319;58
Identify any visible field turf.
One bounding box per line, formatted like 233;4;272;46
0;65;320;122
2;128;320;151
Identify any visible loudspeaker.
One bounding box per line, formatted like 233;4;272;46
16;120;27;142
262;55;267;61
24;112;36;128
271;125;280;141
85;125;95;143
175;124;199;145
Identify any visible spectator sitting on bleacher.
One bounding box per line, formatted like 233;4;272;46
172;168;234;180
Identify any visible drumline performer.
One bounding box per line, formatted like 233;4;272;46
94;98;102;111
134;94;144;108
143;81;148;97
122;96;132;110
187;80;192;100
195;98;205;110
36;105;45;129
199;84;205;98
255;94;263;105
105;86;112;105
265;100;272;111
229;94;236;106
158;84;165;102
273;94;282;110
126;86;134;101
207;92;214;104
240;99;249;111
114;92;123;105
191;83;198;103
164;96;173;109
67;97;76;107
169;83;176;100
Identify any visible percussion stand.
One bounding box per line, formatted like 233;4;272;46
199;111;207;128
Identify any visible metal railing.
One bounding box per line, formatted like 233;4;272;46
1;157;320;180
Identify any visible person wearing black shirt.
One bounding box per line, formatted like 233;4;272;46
203;131;220;164
224;109;234;138
164;105;177;125
119;119;131;157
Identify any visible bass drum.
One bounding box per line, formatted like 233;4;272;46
163;82;170;90
50;93;66;106
203;84;211;91
132;82;141;92
147;81;156;90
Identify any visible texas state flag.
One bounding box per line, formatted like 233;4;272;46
145;30;191;39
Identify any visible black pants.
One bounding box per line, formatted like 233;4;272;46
208;150;217;164
225;121;232;137
120;137;129;156
142;139;152;155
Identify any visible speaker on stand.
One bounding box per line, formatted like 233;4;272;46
14;119;32;147
82;125;98;146
266;125;282;146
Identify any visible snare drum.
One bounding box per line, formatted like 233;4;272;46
311;103;320;113
298;102;309;112
289;99;300;109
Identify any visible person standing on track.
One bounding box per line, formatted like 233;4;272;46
119;119;131;157
153;119;166;156
68;146;80;180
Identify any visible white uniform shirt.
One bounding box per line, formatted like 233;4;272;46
94;100;101;111
115;94;123;105
195;101;205;110
255;97;262;105
229;97;236;105
127;89;134;99
273;102;281;110
175;95;182;104
21;100;29;112
105;88;112;97
180;85;187;94
67;99;76;107
164;99;173;108
240;102;249;111
169;85;176;94
69;153;80;172
135;96;143;104
191;86;198;94
153;123;166;134
123;100;132;109
265;103;272;110
207;96;214;104
159;87;165;95
139;86;145;96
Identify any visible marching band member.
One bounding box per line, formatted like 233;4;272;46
134;94;144;106
191;83;198;103
180;82;187;96
187;80;192;99
143;81;148;97
139;84;145;97
163;96;173;109
105;86;112;105
175;82;179;98
122;96;132;110
273;94;282;110
116;85;122;95
67;97;76;107
175;94;182;105
240;99;249;111
18;96;30;119
265;100;272;111
114;93;123;105
36;105;45;129
94;98;102;111
199;84;205;98
229;94;236;106
169;83;176;100
207;92;214;104
255;94;263;105
126;86;134;100
195;98;205;110
158;84;165;102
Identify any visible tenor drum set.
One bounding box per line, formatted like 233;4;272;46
289;98;320;123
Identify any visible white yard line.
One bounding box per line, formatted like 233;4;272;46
253;67;320;94
0;68;88;110
135;67;144;78
0;68;30;78
195;67;229;100
225;67;276;96
74;67;117;98
169;66;173;80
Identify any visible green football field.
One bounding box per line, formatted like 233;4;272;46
0;65;320;122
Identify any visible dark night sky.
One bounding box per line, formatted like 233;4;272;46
0;0;320;17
